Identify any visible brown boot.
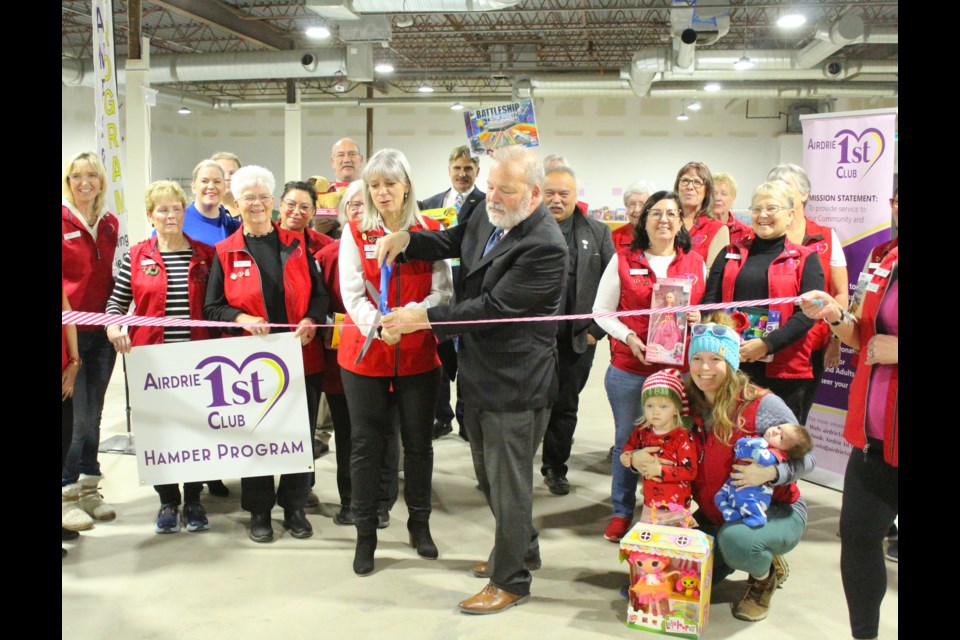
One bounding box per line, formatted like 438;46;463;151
732;568;778;622
771;554;789;588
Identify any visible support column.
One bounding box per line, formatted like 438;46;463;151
284;80;302;184
124;35;151;244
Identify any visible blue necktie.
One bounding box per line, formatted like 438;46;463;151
454;192;465;212
482;227;504;257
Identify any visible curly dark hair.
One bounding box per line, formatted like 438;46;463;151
628;190;692;254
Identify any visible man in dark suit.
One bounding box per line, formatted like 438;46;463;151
419;146;486;440
377;147;567;615
540;166;615;495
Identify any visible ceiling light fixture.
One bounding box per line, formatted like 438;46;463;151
417;83;434;93
374;62;395;74
676;110;689;122
450;101;464;111
777;13;807;29
734;55;756;71
177;106;191;115
305;25;331;40
687;100;702;111
704;82;722;92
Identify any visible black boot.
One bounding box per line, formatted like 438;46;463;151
354;532;377;576
408;520;438;560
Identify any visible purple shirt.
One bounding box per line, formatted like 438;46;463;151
865;279;898;440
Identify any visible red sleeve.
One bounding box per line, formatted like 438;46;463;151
622;426;645;454
659;430;698;483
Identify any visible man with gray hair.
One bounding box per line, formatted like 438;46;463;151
330;137;364;186
540;166;614;495
375;146;567;615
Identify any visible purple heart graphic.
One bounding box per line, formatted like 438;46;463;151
834;127;885;178
195;352;290;431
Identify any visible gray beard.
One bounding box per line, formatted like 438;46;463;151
486;190;532;230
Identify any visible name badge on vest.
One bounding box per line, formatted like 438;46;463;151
63;231;81;240
874;267;890;278
866;282;880;293
867;262;880;272
725;253;741;260
629;268;647;276
364;244;377;259
234;260;252;268
140;259;157;266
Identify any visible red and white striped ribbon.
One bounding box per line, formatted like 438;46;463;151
62;297;802;330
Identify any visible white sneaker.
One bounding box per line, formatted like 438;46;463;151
62;483;95;531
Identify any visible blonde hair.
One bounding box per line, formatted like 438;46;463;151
62;151;108;216
713;172;738;200
210;151;241;168
752;180;795;211
144;180;188;214
359;149;419;232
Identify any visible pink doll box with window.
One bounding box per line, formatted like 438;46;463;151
619;510;714;638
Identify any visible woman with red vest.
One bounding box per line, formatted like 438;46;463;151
674;162;730;267
204;165;329;544
702;181;824;419
277;180;333;461
61;151;119;531
338;149;453;575
801;235;898;640
769;164;849;424
611;180;655;255
592;190;705;542
315;180;401;529
634;316;816;622
712;172;754;248
105;181;218;534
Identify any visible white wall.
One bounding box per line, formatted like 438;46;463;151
62;85;896;216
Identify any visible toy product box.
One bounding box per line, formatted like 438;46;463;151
619;515;714;638
324;312;345;350
732;307;781;363
645;279;693;366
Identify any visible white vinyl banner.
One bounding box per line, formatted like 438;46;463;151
92;0;129;274
126;335;314;486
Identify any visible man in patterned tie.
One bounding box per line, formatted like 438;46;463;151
420;146;486;440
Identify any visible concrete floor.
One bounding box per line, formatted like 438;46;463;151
62;341;897;639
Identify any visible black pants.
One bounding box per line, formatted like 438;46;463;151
740;362;807;420
798;348;825;424
240;372;314;513
541;342;596;477
840;439;898;639
342;367;441;535
328;391;399;511
155;482;203;505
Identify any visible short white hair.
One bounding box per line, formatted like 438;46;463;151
623;179;656;206
230;165;275;198
494;146;543;189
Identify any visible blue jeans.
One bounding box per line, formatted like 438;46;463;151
61;330;117;485
604;365;648;519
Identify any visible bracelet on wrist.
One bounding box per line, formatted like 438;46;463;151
828;305;845;327
68;357;82;368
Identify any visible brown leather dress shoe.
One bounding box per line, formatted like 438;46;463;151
458;583;530;615
471;555;541;579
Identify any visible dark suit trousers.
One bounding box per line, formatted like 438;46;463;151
342;367;440;535
541;341;596;477
464;405;550;597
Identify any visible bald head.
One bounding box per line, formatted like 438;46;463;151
331;138;364;182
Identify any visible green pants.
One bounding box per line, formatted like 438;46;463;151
698;503;805;581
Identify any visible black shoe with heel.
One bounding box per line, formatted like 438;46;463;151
407;521;438;560
354;533;378;576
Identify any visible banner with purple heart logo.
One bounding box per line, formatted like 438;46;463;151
801;108;897;489
126;334;313;485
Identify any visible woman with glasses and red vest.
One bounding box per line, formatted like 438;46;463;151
593;190;705;543
337;149;453;576
800;190;898;640
674;162;730;268
633;317;816;622
768;164;849;424
105;181;218;534
204;165;329;545
702;181;824;420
